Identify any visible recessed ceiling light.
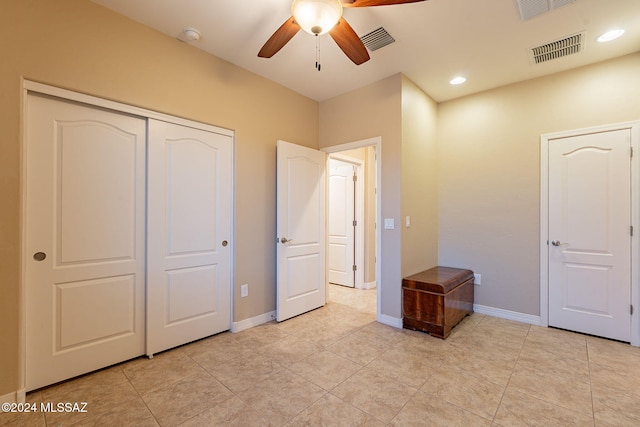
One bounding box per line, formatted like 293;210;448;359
450;76;466;85
597;29;625;43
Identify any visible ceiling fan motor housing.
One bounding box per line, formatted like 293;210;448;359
291;0;343;35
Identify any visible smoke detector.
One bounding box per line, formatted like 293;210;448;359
177;27;201;43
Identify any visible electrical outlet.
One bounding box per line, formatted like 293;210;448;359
473;274;481;285
240;283;249;297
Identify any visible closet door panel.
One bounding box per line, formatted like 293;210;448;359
147;119;232;355
25;93;146;391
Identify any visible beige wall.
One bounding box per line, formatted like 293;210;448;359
319;74;439;315
401;76;439;276
0;0;318;395
437;53;640;315
337;148;366;161
320;74;403;318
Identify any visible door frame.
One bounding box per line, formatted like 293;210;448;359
328;153;365;288
19;80;235;398
540;121;640;346
322;137;382;322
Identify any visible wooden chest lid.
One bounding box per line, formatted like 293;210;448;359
402;266;474;294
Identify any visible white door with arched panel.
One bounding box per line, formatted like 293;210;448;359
548;128;632;342
25;93;147;391
147;119;232;355
328;158;356;287
276;140;327;322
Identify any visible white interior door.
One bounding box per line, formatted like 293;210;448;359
548;128;632;342
147;119;232;355
25;93;146;391
276;140;327;322
328;158;355;287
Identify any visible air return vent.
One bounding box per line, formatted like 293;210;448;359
360;27;395;51
530;32;584;64
515;0;576;21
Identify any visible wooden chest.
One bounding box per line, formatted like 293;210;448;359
402;266;474;339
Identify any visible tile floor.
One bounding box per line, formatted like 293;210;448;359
3;284;640;426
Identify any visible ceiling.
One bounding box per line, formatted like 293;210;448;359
91;0;640;102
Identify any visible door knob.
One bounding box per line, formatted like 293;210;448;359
551;240;568;246
222;240;228;247
280;237;293;244
33;252;47;261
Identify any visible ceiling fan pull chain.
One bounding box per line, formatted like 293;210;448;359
315;34;321;71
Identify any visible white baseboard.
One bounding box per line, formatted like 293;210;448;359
1;389;25;404
1;391;15;403
362;280;377;290
231;311;276;333
354;280;376;290
230;306;538;334
474;304;541;326
377;313;402;329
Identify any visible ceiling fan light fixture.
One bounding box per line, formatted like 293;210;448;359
291;0;343;35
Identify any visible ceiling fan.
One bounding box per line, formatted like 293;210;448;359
258;0;427;66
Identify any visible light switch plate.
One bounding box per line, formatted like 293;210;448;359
384;218;395;229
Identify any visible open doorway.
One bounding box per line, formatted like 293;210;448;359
324;138;380;316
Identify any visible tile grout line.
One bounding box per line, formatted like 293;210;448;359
490;322;531;425
280;298;377;424
177;349;244;425
120;365;163;427
584;338;597;427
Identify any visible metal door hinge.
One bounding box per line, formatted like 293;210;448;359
631;226;634;236
352;265;357;271
631;147;634;158
353;174;357;182
353;220;357;227
632;305;634;315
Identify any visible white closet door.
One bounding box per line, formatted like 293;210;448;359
147;119;232;355
25;93;146;391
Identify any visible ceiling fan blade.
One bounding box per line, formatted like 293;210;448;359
258;17;301;58
342;0;426;7
329;17;370;65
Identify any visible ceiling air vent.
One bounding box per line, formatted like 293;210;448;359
360;27;395;51
529;32;584;64
515;0;576;21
